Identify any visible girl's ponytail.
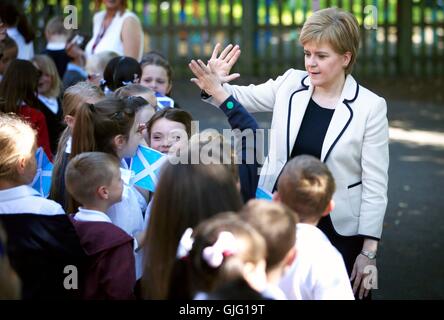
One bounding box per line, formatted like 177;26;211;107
67;103;96;213
70;103;96;159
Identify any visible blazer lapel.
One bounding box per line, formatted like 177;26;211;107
287;75;313;158
321;75;359;162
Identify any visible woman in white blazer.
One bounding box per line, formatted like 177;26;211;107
196;8;389;299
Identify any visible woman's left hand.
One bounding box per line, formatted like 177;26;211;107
350;254;377;299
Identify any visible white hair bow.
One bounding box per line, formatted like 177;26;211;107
202;231;238;268
176;228;194;259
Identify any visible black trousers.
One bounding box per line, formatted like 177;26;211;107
317;215;372;300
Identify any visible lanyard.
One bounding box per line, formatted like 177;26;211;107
92;17;112;54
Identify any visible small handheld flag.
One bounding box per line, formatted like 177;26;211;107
155;92;175;109
130;145;167;192
30;147;53;198
255;187;273;201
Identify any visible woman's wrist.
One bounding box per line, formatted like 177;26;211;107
362;238;378;253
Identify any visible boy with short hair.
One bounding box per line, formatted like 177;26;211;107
43;16;71;78
274;155;354;300
65;152;136;299
240;199;298;300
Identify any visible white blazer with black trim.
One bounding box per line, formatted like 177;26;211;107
206;69;389;239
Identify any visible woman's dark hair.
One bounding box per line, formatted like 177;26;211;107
147;108;193;139
0;2;35;43
0;59;40;113
140;51;173;95
142;162;243;299
102;56;142;92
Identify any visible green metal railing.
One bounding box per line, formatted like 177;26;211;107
24;0;444;77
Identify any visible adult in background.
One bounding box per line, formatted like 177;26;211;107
85;0;144;61
193;7;389;300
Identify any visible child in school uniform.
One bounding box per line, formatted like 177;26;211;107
176;212;269;300
240;200;298;300
68;96;149;280
65;152;136;299
143;161;243;300
141;107;193;223
101;56;142;93
274;155;354;300
32;54;65;155
114;84;157;143
85;50;118;87
146;108;193;155
0;59;53;161
140;51;174;98
42;16;71;79
0;113;86;299
49;81;104;210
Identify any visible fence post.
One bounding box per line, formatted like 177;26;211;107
81;0;92;36
397;0;413;76
241;0;257;76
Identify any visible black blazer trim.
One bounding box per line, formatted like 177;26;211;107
358;234;381;241
348;181;362;189
271;75;310;193
323;84;360;163
286;75;309;159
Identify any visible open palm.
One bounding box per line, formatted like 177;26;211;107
207;43;241;83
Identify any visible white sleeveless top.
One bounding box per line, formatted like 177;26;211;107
85;10;143;60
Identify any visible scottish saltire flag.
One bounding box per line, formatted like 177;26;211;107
155;92;175;109
31;147;53;198
130;145;167;192
256;187;273;201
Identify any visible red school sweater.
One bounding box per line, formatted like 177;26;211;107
68;215;136;300
18;105;53;162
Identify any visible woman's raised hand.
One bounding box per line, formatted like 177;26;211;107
207;43;241;84
189;59;230;105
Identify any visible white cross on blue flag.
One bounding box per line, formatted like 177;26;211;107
30;147;53;198
155;92;175;109
130;145;168;192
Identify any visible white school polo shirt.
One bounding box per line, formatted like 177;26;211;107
279;223;354;300
74;207;112;223
0;185;64;215
107;183;146;280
